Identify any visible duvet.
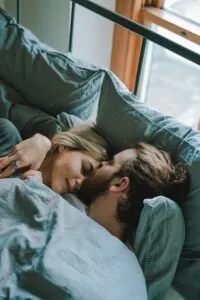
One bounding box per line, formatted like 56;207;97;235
0;177;147;300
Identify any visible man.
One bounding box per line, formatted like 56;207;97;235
77;143;189;241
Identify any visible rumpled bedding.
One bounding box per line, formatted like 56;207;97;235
0;177;147;300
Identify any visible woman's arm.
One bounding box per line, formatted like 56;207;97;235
0;133;52;178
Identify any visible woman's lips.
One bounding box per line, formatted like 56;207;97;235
66;179;79;193
66;179;71;192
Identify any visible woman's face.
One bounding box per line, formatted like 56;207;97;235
51;148;99;194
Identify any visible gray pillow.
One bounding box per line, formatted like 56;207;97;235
0;8;105;121
97;71;200;299
0;77;85;138
134;196;185;300
57;112;84;131
0;78;62;138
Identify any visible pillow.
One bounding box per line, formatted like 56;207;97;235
57;112;84;131
0;77;85;138
0;78;61;138
63;193;185;299
0;8;105;121
134;196;185;300
96;71;200;298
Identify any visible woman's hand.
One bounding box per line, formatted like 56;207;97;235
0;133;52;178
20;170;43;182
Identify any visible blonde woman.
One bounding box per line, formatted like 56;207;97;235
0;118;109;194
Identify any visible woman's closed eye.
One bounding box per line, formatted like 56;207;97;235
81;160;94;176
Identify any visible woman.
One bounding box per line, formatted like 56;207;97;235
0;118;109;194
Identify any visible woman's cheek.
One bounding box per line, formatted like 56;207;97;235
51;179;68;194
51;179;62;194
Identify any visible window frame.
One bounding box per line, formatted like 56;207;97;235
141;7;200;46
111;0;200;90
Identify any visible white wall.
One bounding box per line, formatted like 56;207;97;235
5;0;71;52
0;0;4;8
72;0;116;68
4;0;116;68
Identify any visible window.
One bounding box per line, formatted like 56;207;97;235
140;0;200;128
164;0;200;25
140;26;200;127
112;0;200;128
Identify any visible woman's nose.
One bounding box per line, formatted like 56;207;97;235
76;178;83;189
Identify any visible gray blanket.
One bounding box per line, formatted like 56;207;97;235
0;177;147;299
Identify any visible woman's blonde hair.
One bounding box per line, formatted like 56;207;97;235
51;123;109;161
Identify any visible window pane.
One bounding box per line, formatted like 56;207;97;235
164;0;200;25
142;26;200;128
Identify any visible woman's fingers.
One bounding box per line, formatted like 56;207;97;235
0;156;8;168
0;133;51;178
0;151;32;173
10;146;29;168
0;155;14;170
0;154;19;170
0;163;18;178
0;156;9;166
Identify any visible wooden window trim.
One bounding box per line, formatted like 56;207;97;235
111;1;200;90
110;0;144;91
141;7;200;45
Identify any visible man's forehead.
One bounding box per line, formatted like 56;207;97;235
114;149;137;165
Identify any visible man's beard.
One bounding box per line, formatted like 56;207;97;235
76;173;114;206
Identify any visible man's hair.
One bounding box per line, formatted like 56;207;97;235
115;142;190;233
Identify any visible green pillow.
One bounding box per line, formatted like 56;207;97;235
134;196;185;300
0;8;105;121
57;112;84;131
0;77;84;138
0;77;61;138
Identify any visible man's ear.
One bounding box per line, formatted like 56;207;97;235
110;177;130;194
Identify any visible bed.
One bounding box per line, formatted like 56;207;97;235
0;1;200;299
